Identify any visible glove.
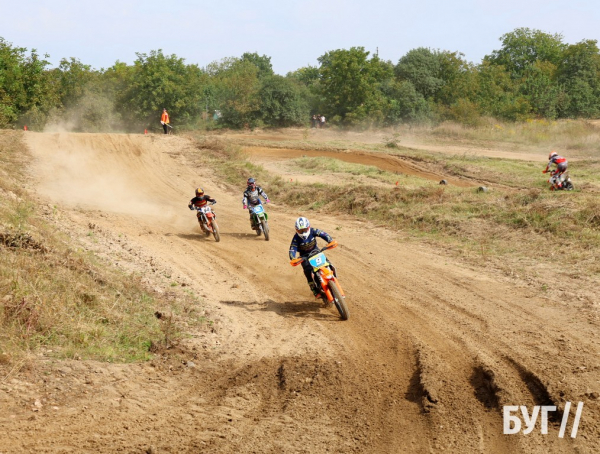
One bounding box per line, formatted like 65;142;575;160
211;201;217;205
243;205;247;209
542;170;547;174
189;204;194;210
265;199;270;203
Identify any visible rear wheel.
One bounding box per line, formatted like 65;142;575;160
261;218;270;241
328;281;349;320
212;220;220;242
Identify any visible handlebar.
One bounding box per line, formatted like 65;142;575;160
289;240;338;266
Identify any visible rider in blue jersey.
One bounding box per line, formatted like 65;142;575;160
289;217;334;297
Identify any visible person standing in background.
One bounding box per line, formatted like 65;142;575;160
161;108;170;134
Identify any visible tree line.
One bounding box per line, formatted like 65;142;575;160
1;27;600;132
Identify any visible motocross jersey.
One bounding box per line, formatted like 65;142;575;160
547;155;568;172
289;228;333;260
189;195;216;209
243;185;268;207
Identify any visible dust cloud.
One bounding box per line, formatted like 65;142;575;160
26;133;184;220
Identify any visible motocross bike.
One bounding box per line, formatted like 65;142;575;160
546;170;574;191
290;240;349;320
249;201;270;241
195;203;220;242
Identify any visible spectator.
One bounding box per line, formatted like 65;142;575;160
161;108;170;134
320;115;326;129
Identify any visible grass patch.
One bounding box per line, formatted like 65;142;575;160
0;131;206;367
186;128;600;280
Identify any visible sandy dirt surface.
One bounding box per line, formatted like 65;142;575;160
242;146;476;187
222;128;553;162
0;132;598;453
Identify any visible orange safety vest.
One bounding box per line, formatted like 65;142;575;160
161;111;170;124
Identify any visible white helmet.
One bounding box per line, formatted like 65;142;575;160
549;151;558;160
295;217;311;239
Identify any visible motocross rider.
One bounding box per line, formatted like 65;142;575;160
189;188;217;223
289;217;334;298
543;151;568;188
242;178;270;228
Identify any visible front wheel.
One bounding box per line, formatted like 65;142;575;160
212;220;221;242
261;218;270;241
252;216;261;236
328;281;349;320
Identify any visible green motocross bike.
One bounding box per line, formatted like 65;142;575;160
249;202;270;241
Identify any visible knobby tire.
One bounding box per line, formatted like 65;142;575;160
328;281;349;320
212;220;220;242
261;218;270;241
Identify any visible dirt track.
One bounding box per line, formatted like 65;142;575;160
0;132;598;453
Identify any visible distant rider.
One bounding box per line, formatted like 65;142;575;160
289;217;334;298
189;188;216;224
242;178;270;228
543;151;568;188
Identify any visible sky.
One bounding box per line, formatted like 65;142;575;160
2;0;600;74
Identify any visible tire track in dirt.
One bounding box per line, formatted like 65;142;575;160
3;132;596;453
243;146;477;187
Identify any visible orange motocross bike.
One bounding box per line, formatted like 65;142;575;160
195;203;220;242
290;240;349;320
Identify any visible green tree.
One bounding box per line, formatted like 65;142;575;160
258;75;309;127
475;61;531;120
213;59;260;128
519;61;562;119
557;40;600;117
485;28;566;79
120;49;206;129
317;47;392;124
395;48;445;99
240;52;274;79
0;37;57;128
383;80;431;123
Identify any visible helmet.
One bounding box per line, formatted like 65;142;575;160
247;177;256;188
295;217;310;239
549;151;558;160
195;188;204;197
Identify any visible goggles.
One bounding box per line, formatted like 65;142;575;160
296;227;309;234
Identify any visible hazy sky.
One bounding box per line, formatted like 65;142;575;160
2;0;599;74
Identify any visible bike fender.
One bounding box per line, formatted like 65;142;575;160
318;272;334;301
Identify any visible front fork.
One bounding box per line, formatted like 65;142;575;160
199;214;213;232
317;270;345;301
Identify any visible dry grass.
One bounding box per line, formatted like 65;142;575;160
0;131;205;367
186;126;600;283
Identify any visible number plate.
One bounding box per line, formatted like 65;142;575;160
252;205;264;214
308;252;328;270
